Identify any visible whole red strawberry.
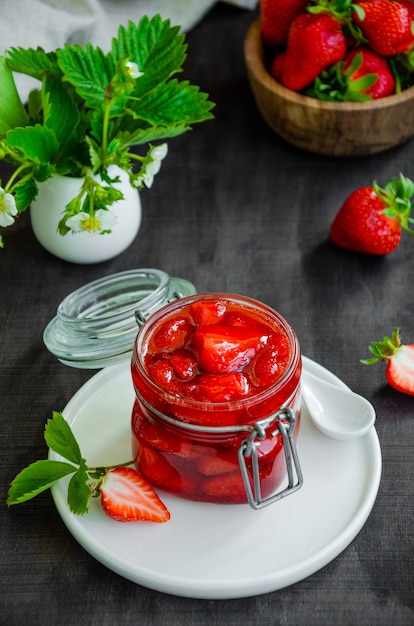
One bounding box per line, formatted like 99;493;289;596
281;13;347;91
353;0;414;56
260;0;309;48
329;174;414;254
343;48;395;99
362;328;414;395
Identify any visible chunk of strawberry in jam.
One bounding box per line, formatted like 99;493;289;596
138;445;182;491
196;451;237;476
147;359;176;389
201;471;247;503
196;372;250;401
170;349;198;380
250;334;291;387
189;299;227;326
191;323;269;374
150;317;194;353
222;311;261;328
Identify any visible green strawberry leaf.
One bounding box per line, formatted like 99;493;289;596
57;43;116;109
5;124;59;164
7;459;78;504
14;178;38;212
44;411;83;465
43;74;81;154
67;462;90;515
0;56;29;136
6;46;60;80
112;17;186;96
117;121;191;146
132;79;214;126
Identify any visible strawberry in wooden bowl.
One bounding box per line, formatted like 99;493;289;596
244;0;414;155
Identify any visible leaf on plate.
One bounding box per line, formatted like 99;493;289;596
67;462;90;515
7;459;77;504
44;411;83;465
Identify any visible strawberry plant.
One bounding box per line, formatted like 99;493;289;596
0;14;214;247
7;411;170;523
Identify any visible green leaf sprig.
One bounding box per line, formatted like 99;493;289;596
7;411;135;515
0;14;214;246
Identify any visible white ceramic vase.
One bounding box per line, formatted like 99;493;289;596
30;166;141;264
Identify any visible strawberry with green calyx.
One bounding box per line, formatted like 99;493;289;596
361;328;414;396
307;48;395;101
307;0;367;42
281;12;347;91
260;0;309;49
329;173;414;255
390;45;414;92
7;411;170;523
353;0;414;56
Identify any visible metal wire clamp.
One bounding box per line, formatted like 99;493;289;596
238;407;303;510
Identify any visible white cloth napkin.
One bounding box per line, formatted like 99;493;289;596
0;0;257;99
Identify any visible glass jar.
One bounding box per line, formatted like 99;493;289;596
131;293;303;509
43;268;196;368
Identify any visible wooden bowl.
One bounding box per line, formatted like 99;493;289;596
244;19;414;156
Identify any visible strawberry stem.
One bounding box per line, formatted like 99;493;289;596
361;328;401;364
373;174;414;234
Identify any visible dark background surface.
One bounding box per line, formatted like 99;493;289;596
1;4;413;625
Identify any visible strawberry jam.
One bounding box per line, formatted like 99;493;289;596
131;294;301;505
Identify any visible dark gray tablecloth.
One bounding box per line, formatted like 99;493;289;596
1;4;413;625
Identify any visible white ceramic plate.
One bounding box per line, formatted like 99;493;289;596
50;356;381;599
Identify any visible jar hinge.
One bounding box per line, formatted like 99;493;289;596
135;290;186;328
238;407;303;510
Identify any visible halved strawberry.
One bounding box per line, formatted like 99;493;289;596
191;323;269;374
189;299;227;326
362;327;414;395
100;467;170;523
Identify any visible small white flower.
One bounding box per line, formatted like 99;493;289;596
0;187;17;227
126;61;144;80
151;143;168;161
138;143;169;188
65;209;117;234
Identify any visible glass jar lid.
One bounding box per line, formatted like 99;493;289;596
43;268;197;368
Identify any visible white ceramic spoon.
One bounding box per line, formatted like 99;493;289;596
301;368;376;440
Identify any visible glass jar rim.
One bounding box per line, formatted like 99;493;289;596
133;292;301;410
43;268;196;368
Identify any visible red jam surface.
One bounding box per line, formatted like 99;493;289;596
131;294;301;504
